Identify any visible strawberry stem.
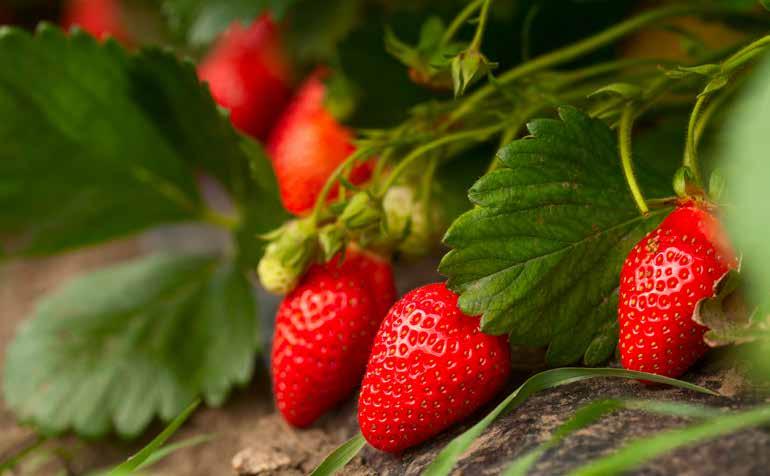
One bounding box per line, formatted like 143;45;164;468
449;3;745;124
201;207;240;231
684;34;770;190
684;94;708;187
618;105;649;216
377;124;504;198
441;0;484;47
469;0;493;52
310;148;370;227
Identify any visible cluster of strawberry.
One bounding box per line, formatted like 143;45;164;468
63;0;739;453
270;249;512;452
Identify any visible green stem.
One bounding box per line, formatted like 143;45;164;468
449;3;739;123
371;147;395;184
378;124;504;197
722;34;770;72
310;148;369;226
684;93;708;185
550;57;674;87
201;208;240;231
618;105;649;216
442;0;485;46
683;34;770;186
694;75;744;144
469;0;493;51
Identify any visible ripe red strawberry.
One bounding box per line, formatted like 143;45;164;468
198;15;292;140
618;201;737;378
344;247;397;317
358;283;511;453
267;71;372;215
271;249;395;427
62;0;130;43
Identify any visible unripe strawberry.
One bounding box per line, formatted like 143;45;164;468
257;219;317;294
340;192;382;231
198;15;292;140
271;249;396;427
358;283;511;453
382;185;437;257
62;0;130;43
267;71;372;215
618;201;737;378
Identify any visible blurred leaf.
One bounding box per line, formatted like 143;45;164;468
567;403;770;476
283;0;362;63
421;367;717;476
0;25;258;256
723;53;770;374
163;0;297;46
310;434;366;476
724;54;770;316
3;254;258;438
104;400;200;475
440;106;672;366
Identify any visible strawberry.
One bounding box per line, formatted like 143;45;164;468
62;0;130;44
267;71;372;216
198;15;293;140
618;200;737;378
271;249;395;427
358;283;511;453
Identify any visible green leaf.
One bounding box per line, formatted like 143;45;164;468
3;253;258;438
0;25;255;256
502;399;720;476
440;106;671;366
310;434;366;476
567;403;770;476
234;138;290;267
587;82;643;100
421;367;718;476
105;400;200;475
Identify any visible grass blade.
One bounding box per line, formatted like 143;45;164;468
503;399;624;476
105;399;200;475
135;434;213;470
567;404;770;476
502;399;721;476
0;435;47;472
310;434;366;476
421;367;717;476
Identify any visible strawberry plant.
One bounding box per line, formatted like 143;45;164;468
2;0;770;473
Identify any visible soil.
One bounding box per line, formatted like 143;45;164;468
1;239;769;476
